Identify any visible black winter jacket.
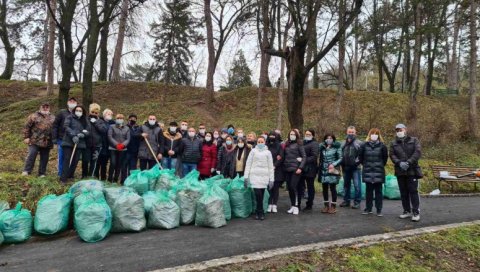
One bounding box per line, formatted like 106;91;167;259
341;138;363;170
61;115;91;149
359;141;388;183
161;130;183;158
179;137;202;163
389;136;422;177
87;116;106;149
302;139;319;178
283;141;307;172
52;109;72;141
268;141;285;181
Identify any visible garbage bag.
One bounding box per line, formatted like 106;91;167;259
155;169;177;191
148;191;180;229
384;175;401;200
125;168;159;195
195;187;226;228
0;203;32;243
337;178;366;200
203;175;225;187
145;165;162;191
74;190;105;211
34;193;72;235
210;185;231;220
0;230;3;245
226;176;252;218
174;171;206;225
69;180;104;197
142;191;163;214
111;191;146;232
0;200;9;214
251;189;270;213
103;186;136;207
74;198;112;243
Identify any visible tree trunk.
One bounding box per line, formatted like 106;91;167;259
447;7;460;90
82;0;101;107
468;0;478;138
401;0;411;93
352;17;359;91
0;0;14;80
257;0;270;117
286;40;307;131
111;0;129;82
204;0;215;104
99;22;110;81
46;0;56;95
41;8;49;82
335;0;346;117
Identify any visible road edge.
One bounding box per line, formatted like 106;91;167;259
152;220;480;272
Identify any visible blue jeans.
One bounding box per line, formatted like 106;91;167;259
162;157;177;170
182;163;197;178
126;152;138;175
343;167;362;205
57;139;64;176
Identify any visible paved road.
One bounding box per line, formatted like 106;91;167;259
1;195;479;272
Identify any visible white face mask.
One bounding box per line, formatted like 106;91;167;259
75;111;83;118
188;132;195;138
40;110;50;115
68;103;77;110
169;127;177;133
148;120;156;126
396;131;406;138
116;119;124;125
199;129;206;134
304;136;313;141
105;115;112;121
205;136;212;141
237;133;244;138
370;134;379;141
213;133;219;139
181;125;188;131
238;143;245;148
290;135;296;141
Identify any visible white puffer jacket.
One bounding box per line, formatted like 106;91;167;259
244;147;274;189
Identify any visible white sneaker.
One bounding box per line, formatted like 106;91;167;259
39;175;46;178
411;213;420;222
267;205;273;213
287;207;294;214
21;171;29;176
399;211;412;219
272;205;278;213
292;207;299;215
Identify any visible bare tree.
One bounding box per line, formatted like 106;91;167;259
468;0;478;138
111;0;129;82
46;0;56;95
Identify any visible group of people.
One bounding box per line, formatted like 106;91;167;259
22;99;423;222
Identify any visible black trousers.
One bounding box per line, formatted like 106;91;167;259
60;146;85;183
139;159;157;170
254;188;265;213
23;145;50;176
285;171;301;207
88;147;102;178
81;147;91;178
397;176;420;214
322;183;337;203
108;150;128;184
95;153;109;180
298;176;315;207
268;180;282;205
365;182;383;212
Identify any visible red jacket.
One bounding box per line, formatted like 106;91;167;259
198;143;218;177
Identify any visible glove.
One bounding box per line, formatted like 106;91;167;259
244;178;249;189
216;170;221;175
211;168;215;173
399;162;409;171
90;118;97;123
72;136;79;144
92;150;99;161
296;157;303;162
268;180;274;190
116;143;125;151
77;133;85;139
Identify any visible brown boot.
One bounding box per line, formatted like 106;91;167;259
328;203;337;214
321;202;330;213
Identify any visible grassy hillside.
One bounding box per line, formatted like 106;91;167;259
0;80;479;210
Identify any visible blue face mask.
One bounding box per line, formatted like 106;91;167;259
227;128;234;134
226;140;233;145
257;143;266;149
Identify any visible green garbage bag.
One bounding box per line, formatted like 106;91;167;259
204;175;225;187
210;185;231;220
384;175;401;199
0;203;33;243
74;190;105;211
142;191;162;214
195;187;226;228
337;178;366;200
111;191;146;232
0;200;9;214
175;171;206;225
148;191;180;229
227;176;252;218
155;169;177;191
74;198;112;243
145;165;162;191
125;168;158;195
103;186;136;207
251;189;270;213
0;230;3;245
34;193;72;235
69;180;104;197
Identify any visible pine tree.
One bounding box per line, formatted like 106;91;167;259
147;0;200;85
227;50;253;90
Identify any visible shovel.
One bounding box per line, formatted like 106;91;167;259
144;136;164;170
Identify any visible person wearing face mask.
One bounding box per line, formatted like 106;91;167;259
137;115;164;170
52;97;77;176
390;124;422;222
60;105;91;183
318;134;342;214
216;136;237;178
86;103;107;178
180;121;189;138
178;127;202;177
246;132;257;147
197;132;218;179
161;121;182;170
107;114;131;183
227;124;235;136
126;114;141;174
359;128;388;217
218;128;229;147
340;126;363;209
197;124;207;140
297;129;319;211
283;129;307;215
244;137;274;220
212;129;221;147
21;102;55;177
95;108;115;180
266;131;284;213
234;128;244;142
233;137;252;177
